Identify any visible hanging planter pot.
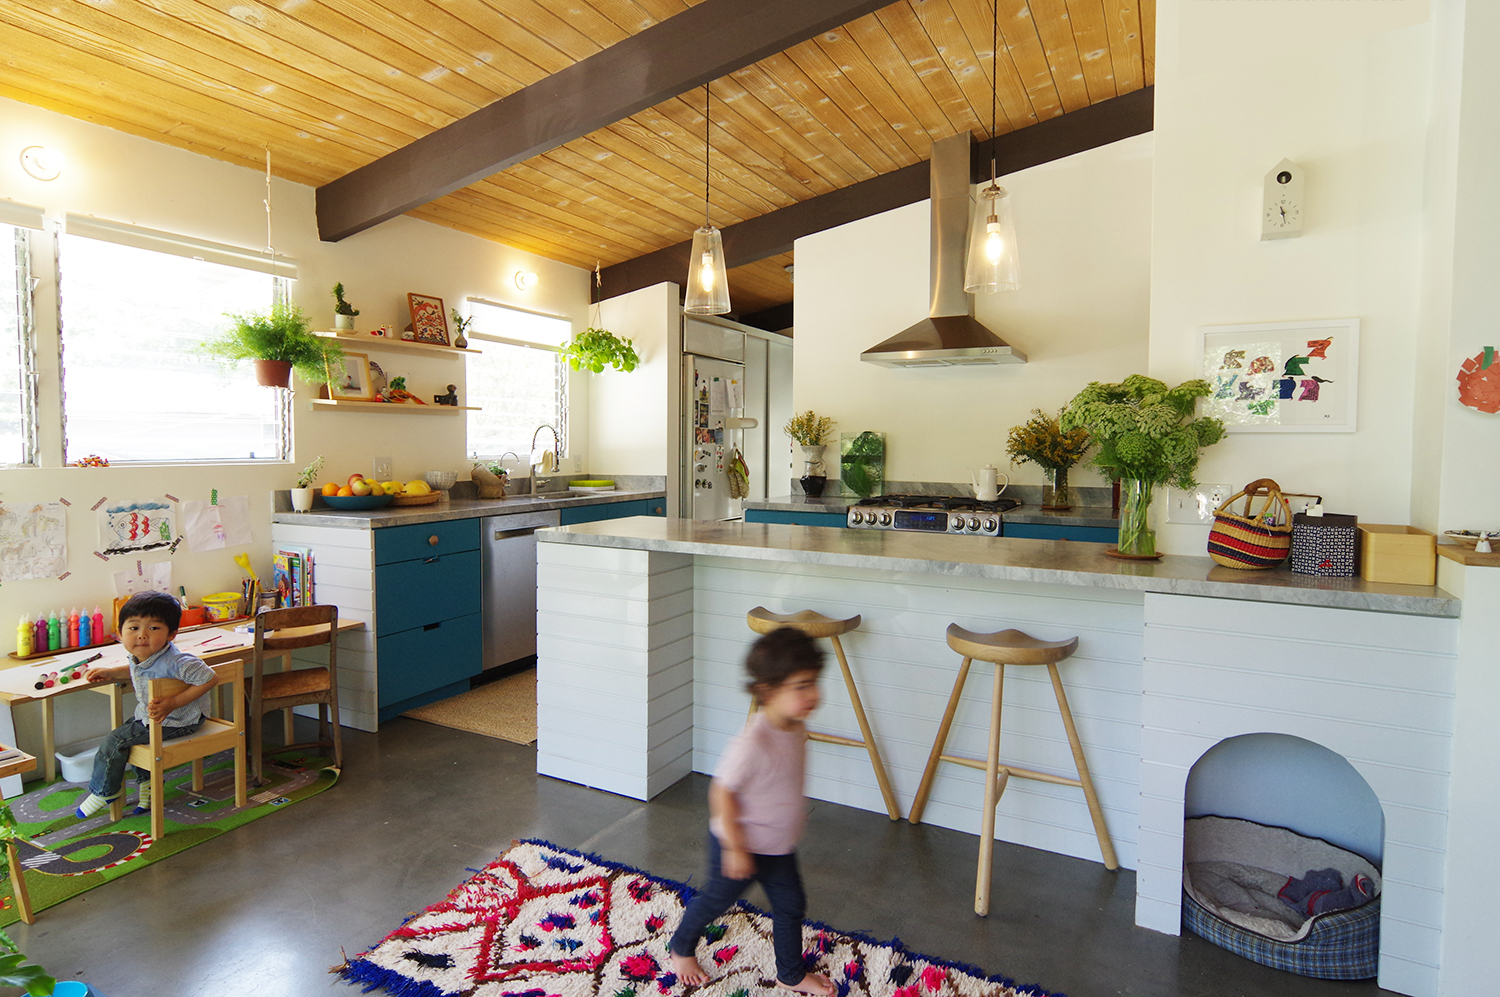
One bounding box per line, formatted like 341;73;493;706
253;359;293;387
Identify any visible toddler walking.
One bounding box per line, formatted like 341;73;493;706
74;591;218;819
669;627;833;995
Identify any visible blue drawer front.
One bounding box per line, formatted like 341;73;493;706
375;549;481;633
745;509;849;529
560;498;665;525
375;518;480;565
377;612;481;707
1005;523;1118;543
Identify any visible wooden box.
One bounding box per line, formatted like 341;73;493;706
1358;525;1437;585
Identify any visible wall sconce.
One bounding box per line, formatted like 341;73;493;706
514;270;539;291
20;145;66;182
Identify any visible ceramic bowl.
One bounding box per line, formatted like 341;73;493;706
320;493;396;510
425;470;459;490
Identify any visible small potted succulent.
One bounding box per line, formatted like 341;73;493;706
783;410;835;496
291;455;324;512
203;303;344;388
332;282;359;331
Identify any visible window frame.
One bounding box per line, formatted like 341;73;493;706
464;298;571;462
4;224;40;466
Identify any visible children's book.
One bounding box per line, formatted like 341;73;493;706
272;552;294;609
275;545;316;607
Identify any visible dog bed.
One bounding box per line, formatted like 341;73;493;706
1182;815;1381;979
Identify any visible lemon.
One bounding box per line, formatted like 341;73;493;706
381;480;403;494
403;480;433;496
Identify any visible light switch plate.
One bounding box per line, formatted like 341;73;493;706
1166;483;1235;524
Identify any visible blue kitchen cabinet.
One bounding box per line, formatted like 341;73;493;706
1005;523;1118;543
374;519;482;721
744;509;848;528
559;497;666;525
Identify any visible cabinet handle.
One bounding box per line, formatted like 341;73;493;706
424;621;441;631
653;506;663;515
428;535;440;546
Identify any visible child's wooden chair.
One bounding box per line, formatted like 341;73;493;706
108;658;249;841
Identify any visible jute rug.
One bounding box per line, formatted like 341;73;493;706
336;839;1059;997
403;669;536;744
0;750;337;926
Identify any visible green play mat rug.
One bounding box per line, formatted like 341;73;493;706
338;839;1059;997
0;749;337;925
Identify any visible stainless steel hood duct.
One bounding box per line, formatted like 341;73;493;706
860;132;1026;367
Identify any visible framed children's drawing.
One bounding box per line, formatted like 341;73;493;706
407;293;449;346
327;351;373;401
1199;318;1359;432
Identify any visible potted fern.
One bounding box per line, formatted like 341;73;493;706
332;282;359;331
203;303;344;388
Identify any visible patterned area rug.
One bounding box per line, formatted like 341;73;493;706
337;839;1059;997
0;749;337;926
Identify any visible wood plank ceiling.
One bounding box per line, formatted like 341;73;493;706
0;0;1154;319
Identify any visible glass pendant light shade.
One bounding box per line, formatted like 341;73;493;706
684;224;730;315
965;182;1020;292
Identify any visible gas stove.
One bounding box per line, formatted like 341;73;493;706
845;494;1022;537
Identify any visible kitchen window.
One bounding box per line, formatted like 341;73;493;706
0;223;38;465
58;218;293;463
465;299;569;460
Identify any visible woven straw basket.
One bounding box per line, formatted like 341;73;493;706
1208;478;1294;569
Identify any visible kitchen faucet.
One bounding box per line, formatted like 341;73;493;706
530;424;560;475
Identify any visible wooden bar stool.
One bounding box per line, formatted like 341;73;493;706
746;607;900;820
908;623;1117;915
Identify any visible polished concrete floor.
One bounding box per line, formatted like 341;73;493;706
8;716;1391;997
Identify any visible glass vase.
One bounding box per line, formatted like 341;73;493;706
839;432;885;499
1117;477;1156;556
1041;466;1073;510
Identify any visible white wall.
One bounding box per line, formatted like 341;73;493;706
793;133;1153;489
592;282;677;476
0;95;591;750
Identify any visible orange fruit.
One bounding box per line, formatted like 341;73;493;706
337;485;354;496
321;482;339;496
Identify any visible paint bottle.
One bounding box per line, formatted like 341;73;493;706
93;605;105;641
17;616;32;657
47;610;60;652
67;607;79;649
79;609;92;648
33;616;47;654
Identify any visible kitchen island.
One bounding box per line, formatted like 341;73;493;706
536;516;1481;997
270;487;665;728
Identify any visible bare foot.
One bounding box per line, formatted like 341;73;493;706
670;953;710;987
778;973;833;996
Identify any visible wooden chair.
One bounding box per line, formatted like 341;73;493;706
908;624;1117;915
109;658;249;842
248;604;342;785
745;607;901;820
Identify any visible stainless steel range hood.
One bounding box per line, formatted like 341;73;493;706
860;132;1026;367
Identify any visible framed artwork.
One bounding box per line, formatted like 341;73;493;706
407;293;449;346
327;351;373;401
1199;318;1360;433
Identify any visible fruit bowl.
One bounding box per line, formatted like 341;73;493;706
424;470;458;490
391;491;441;506
320;493;396;510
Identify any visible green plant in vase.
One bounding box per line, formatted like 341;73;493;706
840;431;885;499
1061;376;1224;556
1004;408;1091;510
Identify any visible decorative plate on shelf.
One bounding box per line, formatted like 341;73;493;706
319;494;396;510
1443;530;1490;548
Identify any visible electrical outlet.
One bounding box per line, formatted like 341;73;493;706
1166;483;1234;525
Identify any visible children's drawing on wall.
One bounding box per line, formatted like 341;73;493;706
0;502;68;581
182;495;252;552
114;560;172;600
1200;319;1360;433
98;499;175;556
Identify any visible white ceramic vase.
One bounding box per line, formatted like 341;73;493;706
334;314;355;331
290;487;315;512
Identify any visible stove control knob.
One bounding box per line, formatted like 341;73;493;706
966;517;981;531
983;518;997;532
949;518;962;531
849;511;864;525
879;513;892;525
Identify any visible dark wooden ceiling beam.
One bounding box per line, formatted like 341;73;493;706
599;86;1154;305
315;0;896;242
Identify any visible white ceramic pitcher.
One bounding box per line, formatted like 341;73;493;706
969;465;1009;502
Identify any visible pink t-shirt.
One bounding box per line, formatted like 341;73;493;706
709;713;807;856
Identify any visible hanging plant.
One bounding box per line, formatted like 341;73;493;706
201;302;344;386
560;326;639;374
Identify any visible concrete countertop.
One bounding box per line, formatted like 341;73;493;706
270;489;666;529
746;494;1118;529
538;516;1460;618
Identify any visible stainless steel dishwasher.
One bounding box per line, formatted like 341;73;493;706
481;508;560;671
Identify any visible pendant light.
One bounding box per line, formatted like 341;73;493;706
965;3;1020;293
684;84;731;315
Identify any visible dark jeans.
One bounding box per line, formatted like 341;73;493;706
87;718;203;798
669;833;809;986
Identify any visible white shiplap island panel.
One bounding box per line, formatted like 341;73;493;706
535;517;1473;997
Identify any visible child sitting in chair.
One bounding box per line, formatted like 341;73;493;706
74;591;218;819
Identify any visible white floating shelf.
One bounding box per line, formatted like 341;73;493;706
311;399;479;414
314;331;480;356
